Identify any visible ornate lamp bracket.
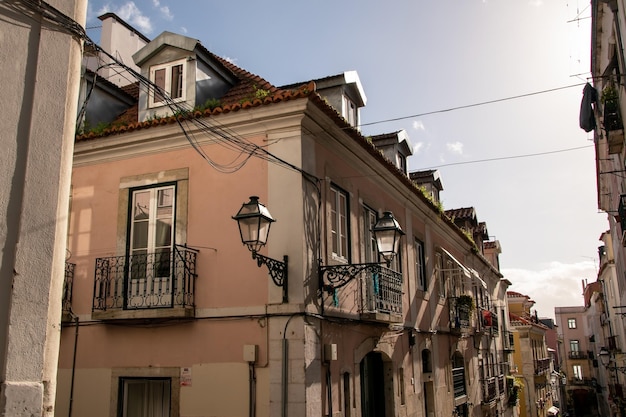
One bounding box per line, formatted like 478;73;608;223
320;262;383;292
251;251;288;303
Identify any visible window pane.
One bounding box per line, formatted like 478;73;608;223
132;222;149;250
153;68;166;103
123;379;171;417
416;239;425;290
155;219;172;248
339;192;347;257
171;64;183;99
134;191;150;220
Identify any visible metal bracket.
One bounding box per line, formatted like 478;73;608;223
320;262;382;292
252;252;288;303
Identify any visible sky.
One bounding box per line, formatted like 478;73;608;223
85;0;607;319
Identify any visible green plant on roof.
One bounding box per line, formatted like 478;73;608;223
81;120;111;135
253;85;270;100
196;98;221;111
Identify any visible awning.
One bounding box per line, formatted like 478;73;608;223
441;248;471;278
547;406;559;416
469;268;488;289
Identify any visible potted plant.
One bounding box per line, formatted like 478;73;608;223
456;294;475;312
602;84;623;131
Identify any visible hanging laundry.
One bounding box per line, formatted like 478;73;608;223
579;83;597;132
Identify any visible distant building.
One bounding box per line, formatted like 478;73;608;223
508;291;558;417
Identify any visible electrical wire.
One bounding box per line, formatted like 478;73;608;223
419;145;594;170
357;83;588;128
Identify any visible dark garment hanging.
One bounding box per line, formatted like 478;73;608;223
579;83;597;132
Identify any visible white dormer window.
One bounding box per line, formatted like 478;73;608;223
149;59;186;107
342;95;357;126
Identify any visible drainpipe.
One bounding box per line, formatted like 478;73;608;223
68;315;79;417
248;361;256;417
282;315;296;417
326;365;333;416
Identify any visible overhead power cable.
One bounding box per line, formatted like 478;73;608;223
419;145;594;170
357;82;588;128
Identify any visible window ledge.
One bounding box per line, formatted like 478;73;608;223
92;307;194;321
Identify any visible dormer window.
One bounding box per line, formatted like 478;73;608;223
150;59;186;107
343;96;358;126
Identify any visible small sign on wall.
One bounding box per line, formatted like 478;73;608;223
181;367;192;386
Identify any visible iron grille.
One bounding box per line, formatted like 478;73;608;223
93;245;198;312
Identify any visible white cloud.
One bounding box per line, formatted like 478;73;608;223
102;2;153;34
528;0;543;6
180;26;188;34
413;142;424;155
446;141;464;155
152;0;173;20
503;260;597;319
412;120;425;131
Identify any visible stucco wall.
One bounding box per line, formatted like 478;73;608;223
0;0;86;415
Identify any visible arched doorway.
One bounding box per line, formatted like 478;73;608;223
360;351;386;417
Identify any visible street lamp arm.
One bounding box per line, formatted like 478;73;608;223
320;262;384;291
251;251;288;302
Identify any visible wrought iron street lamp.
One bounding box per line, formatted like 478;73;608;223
598;347;626;374
321;211;405;291
233;196;288;302
233;196;405;303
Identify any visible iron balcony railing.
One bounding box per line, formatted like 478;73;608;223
482;377;497;403
93;245;198;312
62;262;76;316
569;350;588;360
608;335;620;352
361;266;402;316
503;331;515;351
452;366;466;398
569;377;594;386
498;375;505;396
534;358;550;375
450;299;472;332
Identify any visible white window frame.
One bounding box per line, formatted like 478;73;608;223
363;205;378;263
330;185;349;260
415;239;426;291
342;95;357;126
572;365;583;380
567;318;577;329
149;59;186;108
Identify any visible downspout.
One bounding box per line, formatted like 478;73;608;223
326;365;333;416
68;315;79;417
248;361;256;417
282;315;296;417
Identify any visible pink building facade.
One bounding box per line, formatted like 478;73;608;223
55;16;514;417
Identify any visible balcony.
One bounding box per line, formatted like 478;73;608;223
498;375;505;396
569;350;589;360
450;296;473;333
360;266;403;322
482;377;497;404
92;245;198;320
609;383;625;400
570;377;595;386
604;99;624;154
453;366;466;398
534;358;551;375
608;335;621;352
503;331;515;351
62;262;76;322
479;308;499;334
